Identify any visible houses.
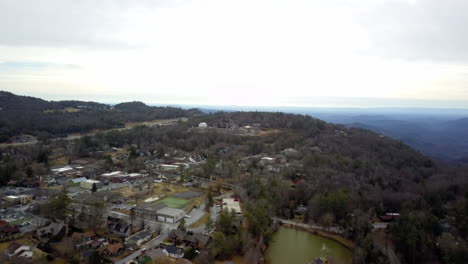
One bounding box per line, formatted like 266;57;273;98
0;225;19;238
80;179;102;190
101;171;125;178
36;221;66;242
379;213;400;222
282;148;301;159
4;242;33;259
168;230;210;249
153;175;164;183
294;205;308;215
159;164;180;172
103;243;124;256
169;229;186;243
156;208;185;223
100;171;148;183
3;194;33;205
51;165;74;174
101;171;126;182
108;219;132;237
70;177;88;184
125;230;152;247
72;231;107;249
163;245;185;259
186;233;210;249
260;157;275;165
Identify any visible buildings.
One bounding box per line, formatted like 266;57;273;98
163;245;184;259
3;194;33;205
125;230;152;247
108;220;132;237
159;164;180;172
156;208;185;223
100;171;148;182
70;177;88;184
36;221;66;242
0;225;19;239
135;203;166;221
169;230;210;249
5;242;33;259
103;243;124;256
80;179;102;190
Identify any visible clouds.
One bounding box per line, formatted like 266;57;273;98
0;0;467;107
0;0;189;48
352;0;468;63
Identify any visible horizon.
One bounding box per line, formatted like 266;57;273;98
5;90;468;112
5;90;468;118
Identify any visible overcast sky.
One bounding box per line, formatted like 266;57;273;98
1;0;468;108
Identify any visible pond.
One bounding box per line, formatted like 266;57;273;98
265;227;352;264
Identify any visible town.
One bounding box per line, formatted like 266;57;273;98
1;109;466;264
0;121;256;264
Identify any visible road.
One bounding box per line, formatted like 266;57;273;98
187;205;220;234
0;117;185;148
274;217;344;234
185;202;206;227
114;231;169;264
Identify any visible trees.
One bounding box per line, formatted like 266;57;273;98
205;218;213;234
319;213;335;231
179;217;186;232
88;250;105;264
212;208;246;259
216;209;234;235
308;189;350;225
89;202;105;231
207;190;214;209
0;92;201;143
244;201;271;239
47;190;72;220
130;208;136;230
203;155;216;177
391;211;442;263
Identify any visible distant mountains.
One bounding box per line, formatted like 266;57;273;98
0;91;201;143
2;91;467;162
316;114;468;162
180;105;468;162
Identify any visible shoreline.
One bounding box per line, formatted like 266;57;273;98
280;223;355;251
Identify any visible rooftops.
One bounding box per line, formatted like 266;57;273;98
51;166;74;173
157;207;185;217
6;242;22;254
84;179;101;184
101;171;123;177
132;230;151;240
165;244;184;255
71;177;88;183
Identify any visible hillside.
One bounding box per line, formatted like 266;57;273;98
1;110;466;263
346;117;468;161
0;91;202;142
189;112;436;193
